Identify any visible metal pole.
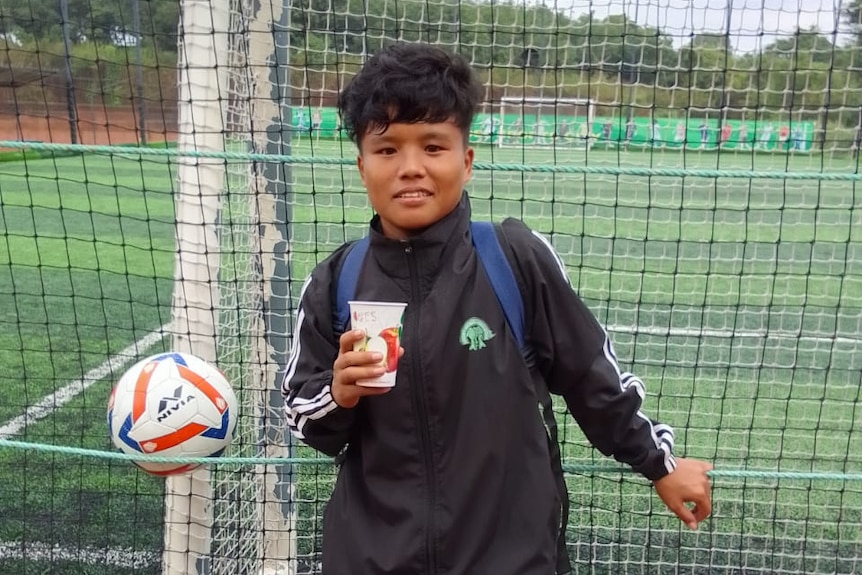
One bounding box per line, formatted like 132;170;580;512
821;0;843;151
58;0;78;144
263;0;296;567
265;0;293;387
131;0;147;144
720;0;733;135
625;0;639;124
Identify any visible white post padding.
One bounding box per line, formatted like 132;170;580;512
165;0;229;573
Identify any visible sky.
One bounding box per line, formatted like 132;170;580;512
551;0;846;52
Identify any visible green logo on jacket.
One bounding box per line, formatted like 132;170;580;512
460;318;495;351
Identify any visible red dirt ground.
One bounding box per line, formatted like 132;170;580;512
0;105;177;148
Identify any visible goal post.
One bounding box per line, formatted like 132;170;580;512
165;0;228;572
170;0;295;573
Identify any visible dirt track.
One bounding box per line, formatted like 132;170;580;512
0;105;177;147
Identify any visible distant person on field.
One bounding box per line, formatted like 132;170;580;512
533;118;547;145
699;120;709;149
624;117;636;145
601;119;612;142
738;123;750;149
757;123;774;150
778;125;790;150
790;125;804;152
720;123;732;148
674;121;686;147
556;118;569;144
509;115;523;144
295;111;307;138
651;119;663;148
577;120;590;144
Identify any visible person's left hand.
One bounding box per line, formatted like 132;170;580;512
653;457;713;530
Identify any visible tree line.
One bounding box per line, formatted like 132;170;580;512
3;0;862;133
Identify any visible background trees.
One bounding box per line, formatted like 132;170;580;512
1;0;860;128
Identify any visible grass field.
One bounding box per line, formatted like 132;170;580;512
1;141;861;574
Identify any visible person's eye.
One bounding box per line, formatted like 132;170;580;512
376;147;396;155
426;145;443;153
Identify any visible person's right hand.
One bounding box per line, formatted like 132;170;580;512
653;457;713;530
331;329;398;408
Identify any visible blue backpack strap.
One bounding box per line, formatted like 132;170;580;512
333;237;370;334
470;221;526;352
474;220;569;575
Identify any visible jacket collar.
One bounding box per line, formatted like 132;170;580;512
367;193;472;281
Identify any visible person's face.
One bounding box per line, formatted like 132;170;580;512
357;120;474;240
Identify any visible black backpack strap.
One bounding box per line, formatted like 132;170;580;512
495;221;572;575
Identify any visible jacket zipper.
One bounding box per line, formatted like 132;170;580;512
405;243;437;575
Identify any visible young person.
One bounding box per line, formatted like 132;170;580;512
282;42;713;575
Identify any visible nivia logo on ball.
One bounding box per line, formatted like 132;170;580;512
157;385;194;423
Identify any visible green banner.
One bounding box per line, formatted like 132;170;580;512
469;113;814;152
291;107;814;152
291;107;341;138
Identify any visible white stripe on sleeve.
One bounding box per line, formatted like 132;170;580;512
281;275;313;397
531;230;570;285
602;335;676;474
533;225;676;475
280;275;342;439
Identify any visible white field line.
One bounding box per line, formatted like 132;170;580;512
0;327;168;569
607;323;862;345
0;326;168;439
0;540;158;568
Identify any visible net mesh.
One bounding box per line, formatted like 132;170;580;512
0;0;861;574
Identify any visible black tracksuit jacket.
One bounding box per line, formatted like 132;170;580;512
282;195;676;575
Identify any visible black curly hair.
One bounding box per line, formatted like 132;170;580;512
337;43;484;147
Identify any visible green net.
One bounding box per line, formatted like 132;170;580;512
1;0;861;574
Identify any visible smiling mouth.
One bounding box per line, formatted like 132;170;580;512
394;190;432;199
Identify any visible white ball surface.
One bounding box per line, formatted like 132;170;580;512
107;352;237;476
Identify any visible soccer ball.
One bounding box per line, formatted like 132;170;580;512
107;352;238;476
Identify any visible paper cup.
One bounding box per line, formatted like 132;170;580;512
349;301;407;387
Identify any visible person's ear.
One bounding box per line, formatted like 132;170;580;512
463;146;474;181
357;153;366;186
